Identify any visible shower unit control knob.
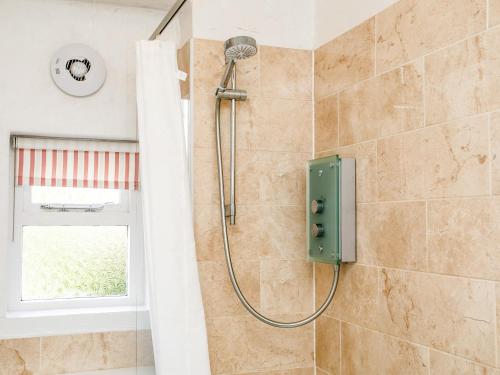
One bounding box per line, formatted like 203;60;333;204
311;223;324;238
311;199;324;214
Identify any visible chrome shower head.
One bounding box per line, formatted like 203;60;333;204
224;36;257;61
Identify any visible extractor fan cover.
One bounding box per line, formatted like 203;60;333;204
51;44;106;97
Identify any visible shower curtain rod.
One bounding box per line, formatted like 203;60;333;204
149;0;189;40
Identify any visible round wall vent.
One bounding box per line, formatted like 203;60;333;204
50;44;106;97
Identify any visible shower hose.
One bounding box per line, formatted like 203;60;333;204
215;98;341;328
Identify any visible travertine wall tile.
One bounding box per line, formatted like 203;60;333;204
316;368;331;375
314;262;336;317
315;95;338;153
422;116;489;197
496;283;500;364
341;322;429;375
193;204;224;262
40;332;136;374
327;264;379;328
0;338;40;375
376;0;486;73
428;198;500;280
377;115;489;200
193;92;224;149
359;202;427;271
192;146;221;206
315;316;340;375
429;350;500;375
491;112;500;194
260;260;313;315
377;131;425;201
260;46;312;100
378;269;496;365
193;38;314;374
196;94;312;153
490;0;500;27
194;204;305;262
425;28;500;125
235;150;308;206
199;260;260;317
193;39;225;95
314;0;499;372
238;368;314;375
243;98;312;153
206;315;313;374
315;19;375;99
339;61;423;145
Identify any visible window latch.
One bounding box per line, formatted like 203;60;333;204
40;203;107;212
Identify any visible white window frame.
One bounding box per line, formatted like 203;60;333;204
8;185;145;313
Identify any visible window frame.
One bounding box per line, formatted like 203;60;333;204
8;185;145;313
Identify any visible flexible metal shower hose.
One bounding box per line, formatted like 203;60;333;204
215;98;340;328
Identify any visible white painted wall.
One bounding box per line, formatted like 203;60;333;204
191;0;399;50
314;0;399;48
0;0;163;140
192;0;314;50
0;0;163;337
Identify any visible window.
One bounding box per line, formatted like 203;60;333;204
8;137;144;313
9;185;144;312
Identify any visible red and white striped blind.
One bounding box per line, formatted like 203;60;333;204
13;137;140;190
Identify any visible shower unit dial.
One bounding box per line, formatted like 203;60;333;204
307;155;356;264
311;223;324;238
311;199;324;214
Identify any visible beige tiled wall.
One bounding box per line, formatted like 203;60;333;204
314;0;500;374
192;38;314;375
0;330;154;374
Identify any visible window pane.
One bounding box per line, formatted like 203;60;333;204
22;226;128;300
31;186;121;205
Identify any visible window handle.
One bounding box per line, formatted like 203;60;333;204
40;203;107;212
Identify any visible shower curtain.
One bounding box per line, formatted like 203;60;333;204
135;40;211;375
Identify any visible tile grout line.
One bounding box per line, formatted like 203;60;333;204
315;20;500;103
337;94;340;148
425;200;429;273
315;111;496;157
339;318;342;375
217;365;315;375
375;135;379;201
39;336;42;373
374;16;378;76
326;261;500;284
422;55;427;127
340;319;497;371
375;18;492;77
313;264;317;375
493;280;498;368
488;112;493;196
487;0;490;29
312;49;316;159
195;193;500;211
427;345;431;375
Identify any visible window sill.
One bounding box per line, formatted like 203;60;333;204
0;305;150;339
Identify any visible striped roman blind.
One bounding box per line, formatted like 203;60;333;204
12;136;140;190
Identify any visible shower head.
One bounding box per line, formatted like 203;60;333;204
224;36;258;61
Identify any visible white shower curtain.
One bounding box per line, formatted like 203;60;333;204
135;40;211;375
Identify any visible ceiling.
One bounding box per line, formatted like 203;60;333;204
69;0;177;10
